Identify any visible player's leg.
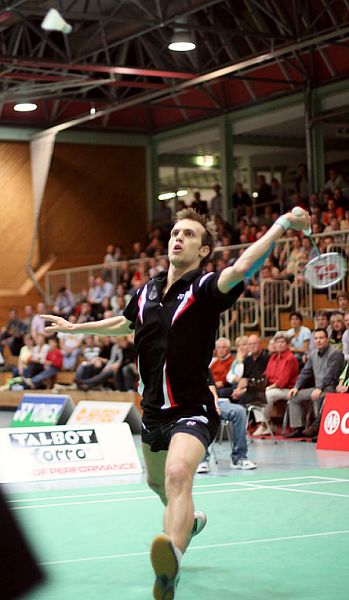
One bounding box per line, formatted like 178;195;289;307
163;432;205;552
142;442;167;506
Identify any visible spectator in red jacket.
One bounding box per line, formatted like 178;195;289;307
23;337;63;389
210;337;234;392
253;331;299;436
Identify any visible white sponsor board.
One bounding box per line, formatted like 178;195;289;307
67;400;133;425
0;423;142;483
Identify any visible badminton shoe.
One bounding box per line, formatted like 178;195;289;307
230;458;257;470
191;510;207;538
151;534;180;600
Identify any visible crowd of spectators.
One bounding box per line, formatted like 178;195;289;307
0;165;348;405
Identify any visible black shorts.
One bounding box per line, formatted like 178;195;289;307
141;410;220;452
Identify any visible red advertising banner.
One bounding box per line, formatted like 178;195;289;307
317;393;349;451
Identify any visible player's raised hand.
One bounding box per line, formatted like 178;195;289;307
286;207;311;233
40;314;74;334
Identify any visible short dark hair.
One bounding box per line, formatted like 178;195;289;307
314;328;328;337
173;208;216;266
289;311;303;321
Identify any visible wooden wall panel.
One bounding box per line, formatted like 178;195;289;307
39;143;147;265
0;142;34;288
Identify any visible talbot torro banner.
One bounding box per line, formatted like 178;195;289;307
0;423;142;482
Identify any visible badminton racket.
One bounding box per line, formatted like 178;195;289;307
291;207;347;289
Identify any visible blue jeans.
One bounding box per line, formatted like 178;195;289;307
205;400;248;462
31;366;59;388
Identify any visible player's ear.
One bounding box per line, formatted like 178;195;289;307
199;245;210;259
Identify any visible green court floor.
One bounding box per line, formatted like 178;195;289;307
7;467;349;600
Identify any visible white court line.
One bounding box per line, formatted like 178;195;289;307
8;474;347;505
12;478;349;510
40;529;349;566
243;483;349;499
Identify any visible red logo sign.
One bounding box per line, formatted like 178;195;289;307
317;394;349;451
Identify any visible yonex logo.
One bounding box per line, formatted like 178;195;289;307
324;410;340;435
177;293;185;300
186;420;197;426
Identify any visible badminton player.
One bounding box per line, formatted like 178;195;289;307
43;207;310;599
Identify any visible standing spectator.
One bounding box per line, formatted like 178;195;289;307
23;305;34;332
101;244;115;280
191;191;208;215
210;184;222;217
253;332;299;436
231;182;252;219
295;163;309;202
270;177;287;211
324;168;347;196
153;200;172;228
87;276;104;318
256;175;272;210
285;328;344;438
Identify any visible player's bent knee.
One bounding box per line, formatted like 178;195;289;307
165;463;192;489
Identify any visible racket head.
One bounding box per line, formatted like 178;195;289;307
304;252;347;289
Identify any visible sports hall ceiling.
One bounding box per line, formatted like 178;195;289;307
0;0;349;135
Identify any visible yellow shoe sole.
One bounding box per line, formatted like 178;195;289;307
151;534;179;600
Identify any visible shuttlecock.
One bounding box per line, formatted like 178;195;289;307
41;8;72;34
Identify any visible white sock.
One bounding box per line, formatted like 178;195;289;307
172;543;183;564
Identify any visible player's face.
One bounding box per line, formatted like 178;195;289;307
168;219;209;268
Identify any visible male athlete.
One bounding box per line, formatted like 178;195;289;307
43;207;310;599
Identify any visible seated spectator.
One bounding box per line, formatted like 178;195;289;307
210;337;234;396
24;337;63;389
322;198;344;225
25;333;49;378
223;336;249;396
31;303;49;343
53;287;76;317
0;309;26;356
309;310;330;352
336;360;349;393
342;311;349;361
287;311;311;368
329;312;346;352
197;371;257;473
253;332;299;436
340;209;349;230
285;328;344;438
75;338;122;390
279;236;305;281
77;301;94;324
231;335;270;406
13;333;35;378
115;336;137;391
57;315;84;370
336;291;349;314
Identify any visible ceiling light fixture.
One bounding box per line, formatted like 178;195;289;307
14;103;38;112
168;30;196;52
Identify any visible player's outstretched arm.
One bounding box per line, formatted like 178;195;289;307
41;314;133;337
218;209;311;294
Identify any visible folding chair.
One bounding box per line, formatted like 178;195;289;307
246;404;277;444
